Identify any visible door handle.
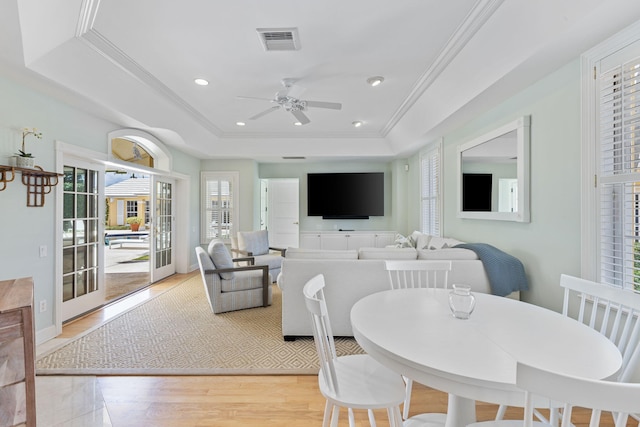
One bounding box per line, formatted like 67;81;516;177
293;222;299;225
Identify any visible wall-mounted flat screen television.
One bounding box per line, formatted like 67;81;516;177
307;172;384;219
462;173;492;211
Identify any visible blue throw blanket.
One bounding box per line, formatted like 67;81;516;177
454;243;528;296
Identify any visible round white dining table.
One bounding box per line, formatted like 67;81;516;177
350;288;622;427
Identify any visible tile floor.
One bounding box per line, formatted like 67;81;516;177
34;273;191;426
36;376;112;426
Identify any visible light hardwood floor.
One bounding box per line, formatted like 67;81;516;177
44;272;621;427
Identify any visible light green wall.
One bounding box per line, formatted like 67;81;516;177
408;60;581;311
0;74;203;337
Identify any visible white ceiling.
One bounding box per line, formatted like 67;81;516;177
2;0;640;163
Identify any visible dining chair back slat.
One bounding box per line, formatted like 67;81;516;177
384;259;452;421
518;362;640;427
303;273;406;427
560;274;640;381
475;362;640;427
496;274;640;425
303;274;339;394
385;260;452;290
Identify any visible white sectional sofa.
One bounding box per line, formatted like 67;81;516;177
277;239;519;340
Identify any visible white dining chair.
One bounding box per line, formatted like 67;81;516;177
385;260;452;422
470;361;640;427
303;274;406;427
385;260;452;291
495;274;640;425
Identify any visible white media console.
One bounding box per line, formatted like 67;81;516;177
299;231;396;250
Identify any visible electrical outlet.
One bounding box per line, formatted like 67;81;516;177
39;245;47;258
39;300;46;313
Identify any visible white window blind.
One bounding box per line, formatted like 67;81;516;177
599;56;640;291
420;142;442;236
200;172;238;244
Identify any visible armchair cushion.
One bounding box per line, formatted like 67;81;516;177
238;230;269;256
207;239;234;279
221;270;270;292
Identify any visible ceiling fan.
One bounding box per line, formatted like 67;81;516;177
238;78;342;125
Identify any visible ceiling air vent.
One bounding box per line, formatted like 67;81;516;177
257;28;300;51
282;156;306;160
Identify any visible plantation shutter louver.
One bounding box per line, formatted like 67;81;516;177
599;56;640;291
420;144;441;236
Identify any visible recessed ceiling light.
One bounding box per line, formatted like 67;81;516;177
294;122;302;126
352;121;363;128
194;78;209;86
236;122;246;126
366;76;384;87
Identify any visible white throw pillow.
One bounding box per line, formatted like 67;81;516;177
415;233;432;250
207;239;235;279
394;233;412;248
238;230;269;256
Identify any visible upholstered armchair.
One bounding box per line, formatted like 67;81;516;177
232;230;286;280
195;239;272;314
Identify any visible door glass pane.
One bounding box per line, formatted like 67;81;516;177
63;275;74;302
155;181;173;269
63;247;74;274
76;271;87;297
76;168;87;192
77;194;87;218
62;165;101;304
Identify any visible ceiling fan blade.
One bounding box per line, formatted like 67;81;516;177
291;110;311;125
249;106;280;120
237;95;273;102
305;100;342;110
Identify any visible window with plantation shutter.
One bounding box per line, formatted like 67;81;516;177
420;141;442;236
598;55;640;291
201;172;239;244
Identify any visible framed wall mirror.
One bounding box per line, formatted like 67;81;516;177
457;116;530;222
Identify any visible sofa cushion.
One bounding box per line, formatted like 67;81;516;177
418;248;479;260
238;230;270;256
285;248;359;259
207;239;235;279
254;253;283;270
358;247;417;260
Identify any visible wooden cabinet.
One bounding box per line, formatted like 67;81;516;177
299;231;395;250
0;277;36;427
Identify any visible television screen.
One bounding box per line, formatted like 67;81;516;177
307;172;384;219
462;173;492;211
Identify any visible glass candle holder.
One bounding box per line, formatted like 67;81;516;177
448;284;476;320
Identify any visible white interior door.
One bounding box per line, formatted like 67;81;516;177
60;159;105;321
266;179;299;248
151;176;176;282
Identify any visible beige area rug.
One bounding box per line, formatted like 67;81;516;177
36;275;364;375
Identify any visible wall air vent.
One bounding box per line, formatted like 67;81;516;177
282;156;306;160
257;28;300;51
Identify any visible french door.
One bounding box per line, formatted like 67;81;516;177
60;159;105;321
151;176;175;282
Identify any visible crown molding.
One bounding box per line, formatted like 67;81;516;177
381;0;505;136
